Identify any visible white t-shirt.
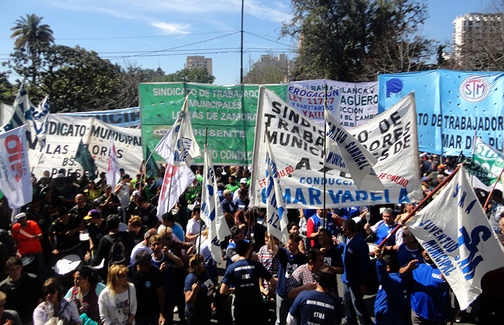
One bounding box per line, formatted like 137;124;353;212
98;283;137;325
116;183;131;208
186;218;201;245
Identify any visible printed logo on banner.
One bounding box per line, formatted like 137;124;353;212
386;78;403;98
459;76;490;102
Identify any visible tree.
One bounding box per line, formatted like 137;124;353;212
282;0;432;82
0;72;16;104
10;14;54;83
154;67;215;83
27;45;138;112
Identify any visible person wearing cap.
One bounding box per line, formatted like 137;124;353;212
11;213;47;277
49;206;85;260
115;174;132;221
232;178;249;203
84;209;107;252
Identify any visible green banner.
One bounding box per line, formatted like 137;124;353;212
467;137;504;186
139;83;287;165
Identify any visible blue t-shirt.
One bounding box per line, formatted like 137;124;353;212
398;244;424;268
341;232;369;285
409;263;450;322
374;259;409;325
184;271;215;318
222;258;271;303
373;220;397;246
276;247;308;298
289;290;339;325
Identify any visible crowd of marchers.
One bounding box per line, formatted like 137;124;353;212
0;155;503;325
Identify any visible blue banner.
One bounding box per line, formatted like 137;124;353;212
59;107;140;127
379;70;504;155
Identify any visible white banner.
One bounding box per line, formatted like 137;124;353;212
28;115;143;179
0;126;32;208
201;146;231;263
157;163;195;221
251;88;422;208
265;136;289;244
408;167;504;310
286;83;340;123
290;80;378;127
325;108;383;191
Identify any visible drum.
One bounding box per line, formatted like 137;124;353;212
54;254;81;275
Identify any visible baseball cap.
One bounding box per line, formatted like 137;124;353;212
15;213;27;222
84;209;100;220
240;178;247;184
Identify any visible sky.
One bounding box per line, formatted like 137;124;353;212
0;0;492;86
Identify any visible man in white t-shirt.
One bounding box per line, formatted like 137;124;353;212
115;174;131;221
185;204;202;245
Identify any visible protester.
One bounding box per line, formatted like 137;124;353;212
127;250;166;325
364;208;403;253
341;218;373;325
220;240;276;325
184;254;215;325
33;277;81;325
287;266;341;325
98;264;137;325
0;256;42;323
0;291;21;325
65;265;106;323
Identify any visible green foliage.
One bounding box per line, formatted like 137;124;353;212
282;0;432;82
243;65;286;84
27;45;137;112
0;72;16;104
153;67;215;83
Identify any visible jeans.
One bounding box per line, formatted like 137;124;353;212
343;282;372;325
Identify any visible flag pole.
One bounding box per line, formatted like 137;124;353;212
322;82;328;238
198;127;209;262
375;163;464;252
482;167;504;211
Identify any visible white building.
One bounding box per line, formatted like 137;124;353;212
186;56;213;75
453;13;504;58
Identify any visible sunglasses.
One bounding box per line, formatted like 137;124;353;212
43;288;56;296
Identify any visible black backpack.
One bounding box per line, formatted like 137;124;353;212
105;234;127;268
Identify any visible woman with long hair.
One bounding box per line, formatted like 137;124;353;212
33;277;81;325
98;264;137;325
65;266;106;323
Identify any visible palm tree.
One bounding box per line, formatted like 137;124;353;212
10;14;54;83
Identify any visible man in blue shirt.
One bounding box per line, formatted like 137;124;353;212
287;266;341;325
406;249;450;325
373;247;410;325
341;219;373;325
220;240;276;325
364;208;403;253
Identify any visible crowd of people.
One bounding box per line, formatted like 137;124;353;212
0;156;503;325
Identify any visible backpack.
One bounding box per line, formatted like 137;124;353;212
105;234;127;268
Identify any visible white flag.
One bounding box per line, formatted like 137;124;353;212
156;162;195;222
265;135;289;245
200;146;231;263
407;167;504;310
106;140;120;186
0;126;32;208
325;108;383;190
154;95;201;165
